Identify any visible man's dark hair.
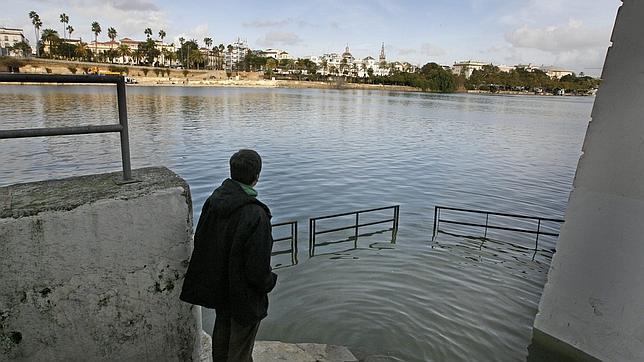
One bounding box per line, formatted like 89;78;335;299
230;149;262;185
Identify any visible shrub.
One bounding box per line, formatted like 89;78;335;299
67;66;77;74
142;68;149;76
81;66;90;74
153;68;161;77
45;67;52;74
182;70;189;77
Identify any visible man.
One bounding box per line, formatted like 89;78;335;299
180;149;277;362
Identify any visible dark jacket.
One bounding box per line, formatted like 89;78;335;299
180;179;277;326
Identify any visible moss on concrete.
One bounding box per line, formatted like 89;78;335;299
0;167;190;219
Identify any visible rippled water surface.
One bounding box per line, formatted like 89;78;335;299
0;85;593;361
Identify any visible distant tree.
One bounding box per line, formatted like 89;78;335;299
107;27;117;54
204;37;213;68
118;44;131;63
158;30;167;65
40;29;60;57
179;37;185;65
10;41;32;57
91;21;101;57
75;42;91;61
138;38;160;65
144;28;153;39
66;25;74;39
29;11;42;57
59;13;69;39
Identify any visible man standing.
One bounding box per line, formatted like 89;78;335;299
180;149;277;361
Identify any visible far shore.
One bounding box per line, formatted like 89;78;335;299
1;58;593;96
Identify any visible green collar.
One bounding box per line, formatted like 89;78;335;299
234;180;258;197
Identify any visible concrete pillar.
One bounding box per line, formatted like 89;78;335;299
531;1;644;360
0;167;201;361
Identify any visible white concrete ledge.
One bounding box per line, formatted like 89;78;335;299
0;167;199;361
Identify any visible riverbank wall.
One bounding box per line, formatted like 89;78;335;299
0;167;200;360
0;57;422;92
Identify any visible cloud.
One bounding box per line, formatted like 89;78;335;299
173;24;212;46
390;43;445;63
110;0;158;12
256;31;301;47
505;19;607;53
420;43;446;57
243;19;291;28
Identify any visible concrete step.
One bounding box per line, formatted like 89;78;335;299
198;331;358;361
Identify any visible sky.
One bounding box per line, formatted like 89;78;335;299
2;0;621;76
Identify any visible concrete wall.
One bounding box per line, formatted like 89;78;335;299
0;167;200;361
532;1;644;360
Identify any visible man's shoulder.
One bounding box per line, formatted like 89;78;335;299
239;200;271;220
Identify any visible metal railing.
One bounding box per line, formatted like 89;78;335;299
271;221;298;266
432;206;564;250
0;74;133;182
309;205;400;257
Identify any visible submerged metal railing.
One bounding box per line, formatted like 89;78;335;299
432;206;564;249
271;221;298;266
0;74;133;182
309;205;400;257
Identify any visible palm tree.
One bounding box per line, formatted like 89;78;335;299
144;28;152;39
107;27;117;55
132;49;142;65
118;44;131;63
164;50;176;67
158;30;166;65
76;42;89;61
212;47;220;70
321;59;328;75
190;49;204;70
67;25;74;39
59;13;69;39
29;11;42;57
179;37;185;66
41;29;59;57
91;21;101;58
203;37;212;69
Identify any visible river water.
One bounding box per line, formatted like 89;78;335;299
0;85;593;361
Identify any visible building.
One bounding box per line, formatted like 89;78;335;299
86;38;175;65
452;60;492;78
0;27;26;56
515;63;575;79
225;38;249;72
261;48;291;60
539;66;574;79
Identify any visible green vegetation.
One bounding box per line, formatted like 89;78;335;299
465;65;600;94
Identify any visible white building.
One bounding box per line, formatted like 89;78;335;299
0;27;26;56
261;48;291;60
539;66;574;79
225;38;249;72
452;60;491;78
85;38;175;65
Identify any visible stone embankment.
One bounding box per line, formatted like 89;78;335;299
0;57;421;92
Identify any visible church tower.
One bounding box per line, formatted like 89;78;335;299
379;42;386;62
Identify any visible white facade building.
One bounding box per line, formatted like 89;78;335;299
0;27;26;56
225;38;249;71
262;48;291;60
452;60;491;78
